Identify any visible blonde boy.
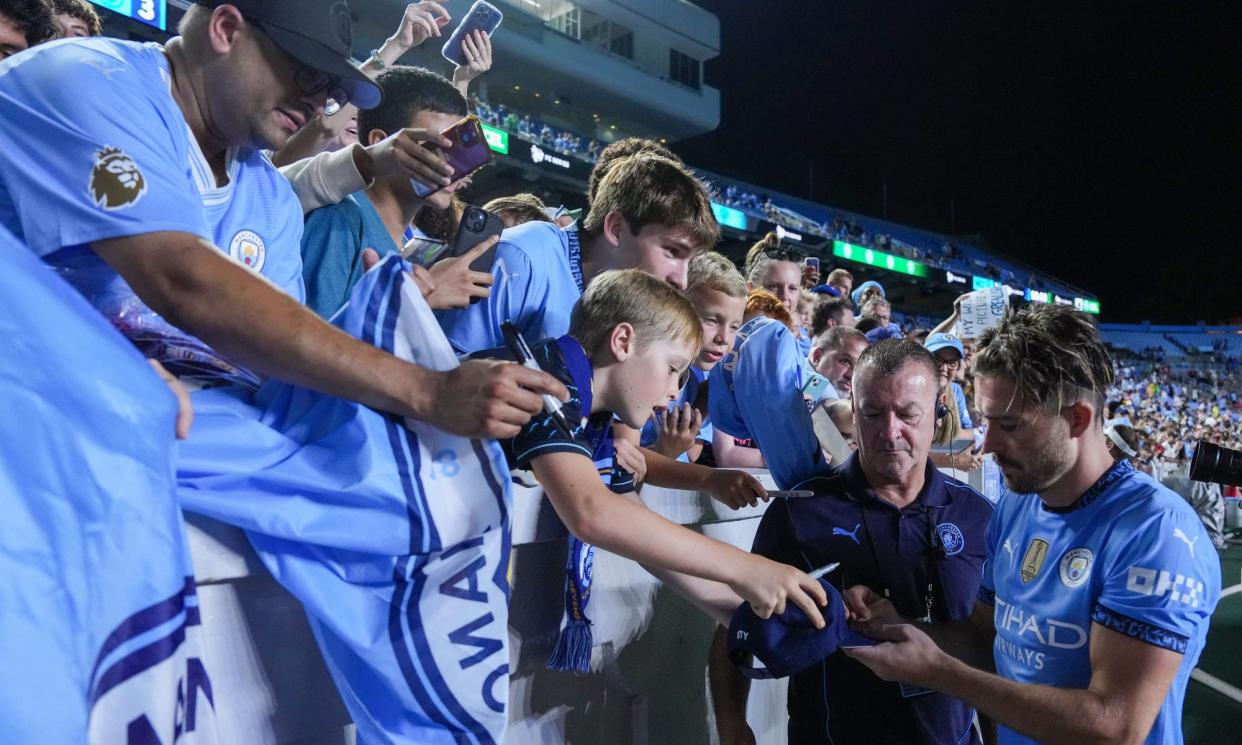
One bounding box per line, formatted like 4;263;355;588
495;270;827;649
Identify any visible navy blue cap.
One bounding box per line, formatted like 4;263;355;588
809;284;841;297
727;579;876;679
865;325;903;343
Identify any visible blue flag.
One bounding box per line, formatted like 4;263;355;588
0;227;217;743
177;255;512;744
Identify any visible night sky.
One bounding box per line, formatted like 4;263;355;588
677;2;1240;324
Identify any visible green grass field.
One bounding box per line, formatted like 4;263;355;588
1183;542;1242;743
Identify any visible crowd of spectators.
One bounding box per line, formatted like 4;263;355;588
0;2;1231;743
472;95;602;161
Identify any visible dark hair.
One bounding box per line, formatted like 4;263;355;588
587;137;680;205
854;316;881;334
0;0;58;45
357;66;466;142
811;297;851;338
855;339;940;397
973;304;1114;419
50;0;99;34
413;194;466;241
1113;423;1141;452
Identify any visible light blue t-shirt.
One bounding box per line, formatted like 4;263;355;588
436;220;583;353
709;315;833;488
952;382;974;429
0;38;304;387
301;190;398;320
978;461;1220;745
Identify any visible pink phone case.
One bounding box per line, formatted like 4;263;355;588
411;115;493;198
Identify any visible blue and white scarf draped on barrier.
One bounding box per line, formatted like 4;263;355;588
0;230;217;744
177;255;512;745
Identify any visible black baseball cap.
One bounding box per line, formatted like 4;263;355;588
727;579;877;679
195;1;382;109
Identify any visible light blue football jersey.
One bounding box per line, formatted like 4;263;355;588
979;460;1220;745
0;38;304;387
708;315;833;488
436;220;583;354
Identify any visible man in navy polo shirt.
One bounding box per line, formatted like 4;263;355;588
710;339;994;745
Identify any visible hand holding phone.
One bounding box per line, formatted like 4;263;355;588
449;206;505;274
410;115;493;198
423;237;496;310
442;1;504;67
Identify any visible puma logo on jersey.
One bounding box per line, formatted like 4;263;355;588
833;523;862;545
89;146;146;210
1003;539;1016;563
1172;528;1199;558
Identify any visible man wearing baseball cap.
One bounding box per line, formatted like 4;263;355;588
0;2;564;741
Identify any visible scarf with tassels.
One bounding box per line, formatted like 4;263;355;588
545;413;635;673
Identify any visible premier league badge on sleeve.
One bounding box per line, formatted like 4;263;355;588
89;146;147;210
1058;548;1094;588
229;230;266;272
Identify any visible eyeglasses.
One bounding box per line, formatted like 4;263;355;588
936;357;962;370
763;246;804;263
294;66;350;109
248;19;351;109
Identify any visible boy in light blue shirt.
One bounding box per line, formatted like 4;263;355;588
301;66;491;319
437;150;720;354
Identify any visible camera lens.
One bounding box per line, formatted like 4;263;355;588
1190;440;1242;487
467;212;485;231
461;128;477;144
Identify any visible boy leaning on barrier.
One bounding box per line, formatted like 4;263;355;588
484;270;829;646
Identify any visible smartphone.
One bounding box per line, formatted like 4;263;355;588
449;206;504;278
441;1;504;67
401;237;450;267
801;373;832;401
804;256;820;272
411;115;494;198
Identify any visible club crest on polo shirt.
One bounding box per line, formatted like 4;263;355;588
937;522;965;556
89;146;147;210
1020;538;1049;583
1059;547;1093;588
229;229;266;272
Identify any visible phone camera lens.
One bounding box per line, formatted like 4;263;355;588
461;128;477;144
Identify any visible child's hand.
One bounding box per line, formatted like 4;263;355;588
729;555;827;627
704;469;767;510
614;438;647;485
653;402;701;458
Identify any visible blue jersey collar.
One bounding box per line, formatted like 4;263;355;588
566;226;585;293
1042;458;1133;514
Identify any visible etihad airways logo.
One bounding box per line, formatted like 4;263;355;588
994;597;1088;649
993;597;1088;671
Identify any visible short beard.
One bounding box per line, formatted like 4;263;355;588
1003;423;1074;494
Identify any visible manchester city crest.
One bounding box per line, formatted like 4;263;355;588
1058;548;1093;588
936;522;965;556
229;230;266;272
